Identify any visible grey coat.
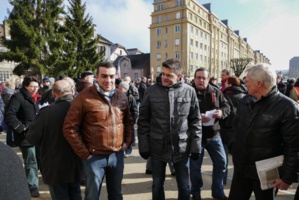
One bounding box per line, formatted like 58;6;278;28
138;81;202;163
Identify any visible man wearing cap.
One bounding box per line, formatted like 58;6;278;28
38;76;55;106
75;71;94;93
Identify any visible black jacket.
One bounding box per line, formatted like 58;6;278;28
220;86;246;148
232;87;299;184
26;94;82;185
4;88;39;146
193;84;230;141
138;81;202;163
138;81;147;103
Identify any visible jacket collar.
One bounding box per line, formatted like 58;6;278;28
55;94;73;104
193;83;215;95
20;87;34;103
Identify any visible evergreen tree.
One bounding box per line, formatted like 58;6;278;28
39;0;65;77
62;0;102;78
0;0;44;76
0;0;65;77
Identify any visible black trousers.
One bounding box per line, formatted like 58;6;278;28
229;170;276;200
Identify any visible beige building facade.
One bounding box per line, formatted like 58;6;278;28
150;0;270;80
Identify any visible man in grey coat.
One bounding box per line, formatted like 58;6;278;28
138;58;202;200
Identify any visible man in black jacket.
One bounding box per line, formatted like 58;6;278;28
229;63;299;200
26;80;82;200
138;59;202;200
190;67;230;200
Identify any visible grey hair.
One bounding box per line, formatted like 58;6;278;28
245;63;276;90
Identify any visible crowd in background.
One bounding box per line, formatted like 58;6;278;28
0;60;298;200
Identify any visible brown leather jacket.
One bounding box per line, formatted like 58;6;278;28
63;85;134;159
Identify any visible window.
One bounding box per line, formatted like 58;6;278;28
196;53;198;59
157;66;162;73
190;26;193;33
176;12;181;19
0;70;12;82
123;73;128;77
165;27;168;34
190;52;193;59
176;0;181;6
120;50;122;55
165;40;168;47
165;53;168;60
157;4;163;11
196;28;198;35
134;73;138;80
175;51;180;59
195;41;198;47
188;12;193;20
165;15;168;21
157;16;162;23
175;39;180;46
200;43;203;49
156;53;161;61
156;28;161;35
190;39;193;46
190;65;194;72
157;41;161;48
175;25;180;33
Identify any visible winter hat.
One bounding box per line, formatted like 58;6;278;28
119;81;130;91
42;76;50;82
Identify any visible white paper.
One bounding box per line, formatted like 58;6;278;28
255;155;284;190
202;109;216;126
38;102;49;109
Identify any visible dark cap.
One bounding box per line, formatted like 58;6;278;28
42;76;50;82
81;71;94;79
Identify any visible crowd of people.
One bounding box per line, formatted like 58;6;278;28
0;60;298;200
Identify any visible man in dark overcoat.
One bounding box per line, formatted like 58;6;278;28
26;79;82;200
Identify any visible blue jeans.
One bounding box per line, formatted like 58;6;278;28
49;182;82;200
82;151;124;200
146;157;175;174
125;146;132;155
19;146;39;191
190;135;227;198
151;157;190;200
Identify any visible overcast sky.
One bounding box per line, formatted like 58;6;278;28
1;0;298;70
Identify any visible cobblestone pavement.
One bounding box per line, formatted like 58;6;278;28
0;132;296;200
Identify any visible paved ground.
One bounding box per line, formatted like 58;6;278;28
0;132;296;200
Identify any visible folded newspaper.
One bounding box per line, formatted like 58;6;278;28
255;155;284;190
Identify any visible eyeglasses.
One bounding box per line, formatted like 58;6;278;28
29;86;39;88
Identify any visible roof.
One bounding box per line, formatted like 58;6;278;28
111;43;129;55
98;35;113;45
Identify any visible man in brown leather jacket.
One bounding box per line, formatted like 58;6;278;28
63;61;134;200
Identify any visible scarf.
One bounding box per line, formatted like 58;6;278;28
31;93;41;103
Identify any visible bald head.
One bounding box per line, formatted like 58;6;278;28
52;80;72;99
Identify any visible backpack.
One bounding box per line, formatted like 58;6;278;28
128;84;139;101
